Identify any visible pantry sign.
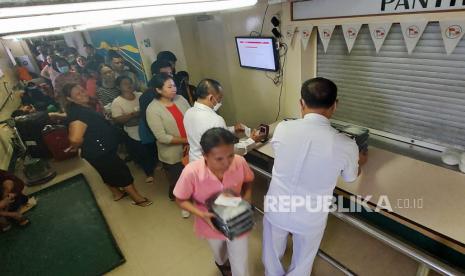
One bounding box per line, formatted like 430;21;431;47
292;0;465;20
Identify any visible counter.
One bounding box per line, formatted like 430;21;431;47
249;121;465;256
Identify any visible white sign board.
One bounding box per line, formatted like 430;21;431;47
293;0;465;20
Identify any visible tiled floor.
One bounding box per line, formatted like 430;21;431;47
22;157;436;276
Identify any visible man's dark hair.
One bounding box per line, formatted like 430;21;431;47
200;127;239;155
196;79;222;99
157;51;177;63
108;50;123;61
83;43;94;49
151;59;172;75
300;77;337;109
148;73;173;99
177;71;189;80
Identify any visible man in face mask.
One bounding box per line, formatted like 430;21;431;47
183;78;265;164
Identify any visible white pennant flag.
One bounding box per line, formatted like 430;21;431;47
342;24;362;53
285;25;297;47
300;25;313;50
439;20;465;55
400;21;428;54
285;25;296;41
318;25;335;53
369;23;392;53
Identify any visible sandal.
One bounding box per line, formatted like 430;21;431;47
1;223;12;232
113;192;129;202
215;261;232;276
17;217;30;227
132;198;153;207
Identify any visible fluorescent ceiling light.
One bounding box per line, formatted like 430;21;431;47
76;21;124;31
0;0;257;34
2;21;124;40
2;29;72;40
0;0;208;18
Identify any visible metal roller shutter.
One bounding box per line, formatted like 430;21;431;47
317;23;465;150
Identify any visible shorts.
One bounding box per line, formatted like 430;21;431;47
86;151;134;188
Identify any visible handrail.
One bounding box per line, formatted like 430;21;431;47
248;163;465;276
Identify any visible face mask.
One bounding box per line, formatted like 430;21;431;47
213;102;222;112
211;96;222;112
58;66;69;74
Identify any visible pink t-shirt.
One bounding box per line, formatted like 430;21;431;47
173;155;254;240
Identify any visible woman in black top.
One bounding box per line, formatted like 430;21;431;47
63;83;152;207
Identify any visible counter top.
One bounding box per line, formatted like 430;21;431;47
252;122;465;253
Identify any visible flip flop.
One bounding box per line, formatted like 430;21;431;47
17;217;30;227
1;223;12;232
113;192;129;202
132;198;153;207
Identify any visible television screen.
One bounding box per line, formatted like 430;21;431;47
235;37;279;72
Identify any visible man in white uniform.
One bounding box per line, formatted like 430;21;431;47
182;79;264;221
184;79;264;163
262;77;368;276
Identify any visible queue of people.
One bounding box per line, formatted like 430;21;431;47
6;44;369;276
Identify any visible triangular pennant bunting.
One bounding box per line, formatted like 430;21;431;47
300;25;313;50
400;21;428;54
439;20;465;55
317;25;335;53
285;25;297;48
368;23;392;53
342;24;362;53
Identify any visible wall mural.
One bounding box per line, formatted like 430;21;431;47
88;25;146;82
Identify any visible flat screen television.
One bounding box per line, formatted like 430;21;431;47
235;37;279;72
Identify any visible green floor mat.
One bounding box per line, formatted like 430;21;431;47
0;174;125;276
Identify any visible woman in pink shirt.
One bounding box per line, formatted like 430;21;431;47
174;127;254;276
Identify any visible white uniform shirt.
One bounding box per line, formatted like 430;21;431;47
265;113;359;234
183;102;255;162
111;92;142;141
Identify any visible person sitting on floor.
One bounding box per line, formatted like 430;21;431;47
0;170;31;232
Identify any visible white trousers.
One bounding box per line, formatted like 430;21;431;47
262;217;325;276
207;236;249;276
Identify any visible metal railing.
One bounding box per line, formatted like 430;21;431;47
248;163;465;276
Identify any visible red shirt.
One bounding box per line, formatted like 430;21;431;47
166;104;187;138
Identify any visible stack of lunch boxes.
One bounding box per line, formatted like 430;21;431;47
207;193;255;240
